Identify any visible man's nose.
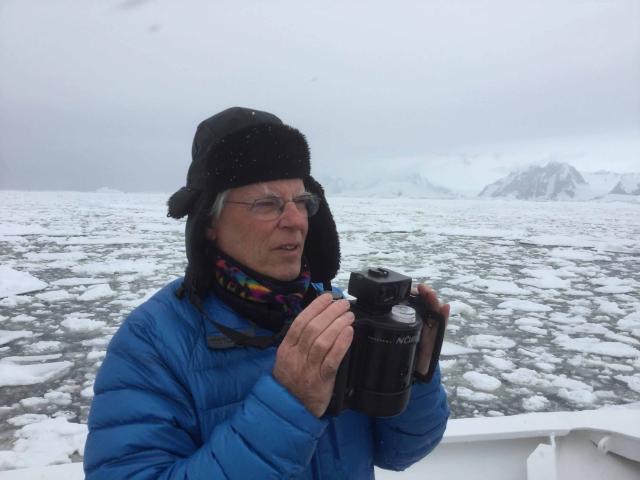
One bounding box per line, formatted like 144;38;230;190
278;200;308;228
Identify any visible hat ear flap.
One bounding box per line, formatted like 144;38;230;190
304;176;341;284
167;187;200;219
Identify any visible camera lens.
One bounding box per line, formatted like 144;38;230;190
390;305;415;324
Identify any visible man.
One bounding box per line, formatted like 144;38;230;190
84;107;449;479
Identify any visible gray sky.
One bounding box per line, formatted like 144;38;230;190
1;0;639;195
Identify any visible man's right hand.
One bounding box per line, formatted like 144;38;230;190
273;293;354;417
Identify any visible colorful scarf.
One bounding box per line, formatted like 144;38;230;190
213;252;312;327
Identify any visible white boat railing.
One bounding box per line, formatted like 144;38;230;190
1;403;639;480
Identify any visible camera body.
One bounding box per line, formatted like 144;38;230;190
326;268;445;417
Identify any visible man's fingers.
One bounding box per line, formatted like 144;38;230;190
441;303;451;325
319;326;354;381
297;299;351;352
307;311;355;366
284;293;334;346
417;283;441;312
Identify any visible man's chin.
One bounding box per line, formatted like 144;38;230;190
267;260;302;282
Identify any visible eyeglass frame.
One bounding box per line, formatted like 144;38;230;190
222;192;320;220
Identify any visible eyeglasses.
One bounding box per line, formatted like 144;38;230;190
224;193;320;220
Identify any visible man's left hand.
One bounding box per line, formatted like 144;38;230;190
414;284;449;377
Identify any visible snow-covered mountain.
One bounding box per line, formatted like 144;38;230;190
320;172;457;199
479;162;590;200
609;173;640;195
580;170;625;197
479;163;640;201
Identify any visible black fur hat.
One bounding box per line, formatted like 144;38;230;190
167;107;340;299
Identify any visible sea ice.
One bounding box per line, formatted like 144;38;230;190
44;391;73;407
0;330;34;346
0;359;73;387
61;315;106;332
482;355;515;371
467;335;516;350
497;299;552;312
515;317;543;327
52;277;109;287
10;314;37;323
35;290;75;303
468;279;530;295
557;388;597;406
0;416;87;469
618;311;640;333
553;335;640;358
448;300;476;318
522;395;549;411
72;259;159;276
518;268;570;289
502;368;550;388
0;266;47;298
24;341;63;354
614;374;640;393
463;372;502;392
77;284;115;302
456;387;497;402
550;376;592;392
441;341;477;356
548;248;600;261
518;326;548;335
595;299;625;316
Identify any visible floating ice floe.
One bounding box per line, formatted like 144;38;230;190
77;284;115;302
518;326;548;336
456;386;497;402
35;290;75;303
614;374;640;393
441;341;477;356
73;259;158;276
0;416;87;470
467;335;516;350
618;311;640;333
10;314;36;323
24;251;87;262
591;276;636;294
0;358;73;387
463;372;502;392
449;300;476;318
557;388;597;406
483;355;516;371
0;267;47;298
0;330;34;346
553;334;640;358
467;279;530;295
522;395;549;411
548;248;602;261
595;299;625;316
24;341;63;354
0;224;49;236
51;277;110;287
517;268;571;289
61;314;106;332
502;368;550;388
497;299;552;312
548;312;586;325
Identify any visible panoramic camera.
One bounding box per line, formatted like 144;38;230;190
326;268;446;417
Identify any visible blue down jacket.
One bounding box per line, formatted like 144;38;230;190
84;278;449;479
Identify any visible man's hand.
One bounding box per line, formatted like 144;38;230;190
273;293;355;417
414;284;449;376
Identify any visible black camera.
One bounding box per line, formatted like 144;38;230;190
326;268;445;417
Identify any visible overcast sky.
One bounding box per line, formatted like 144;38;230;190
1;0;639;195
